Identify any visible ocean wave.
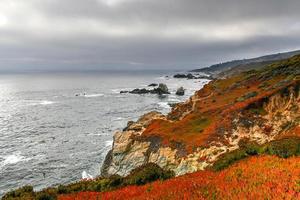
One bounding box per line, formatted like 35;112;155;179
112;117;125;122
23;100;56;106
157;102;171;109
111;88;134;94
168;96;181;102
84;93;105;98
0;153;31;169
81;171;93;180
39;101;55;105
105;140;113;147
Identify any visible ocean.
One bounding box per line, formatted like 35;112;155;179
0;70;209;196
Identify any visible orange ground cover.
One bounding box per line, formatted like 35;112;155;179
59;155;300;200
141;71;289;151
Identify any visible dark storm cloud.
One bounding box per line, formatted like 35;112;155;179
0;0;300;71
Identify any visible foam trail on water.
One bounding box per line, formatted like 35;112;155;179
105;140;113;147
157;102;171;109
0;153;31;169
39;101;55;105
84;94;104;98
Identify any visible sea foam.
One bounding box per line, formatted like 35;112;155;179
0;153;31;169
81;171;93;180
84;93;104;98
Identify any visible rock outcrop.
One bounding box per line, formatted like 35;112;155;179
175;87;185;96
120;83;170;95
173;73;212;80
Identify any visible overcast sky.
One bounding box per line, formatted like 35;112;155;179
0;0;300;71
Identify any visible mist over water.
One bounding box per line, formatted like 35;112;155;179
0;70;209;196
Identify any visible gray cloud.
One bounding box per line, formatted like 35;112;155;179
0;0;300;71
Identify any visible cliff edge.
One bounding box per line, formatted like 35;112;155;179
102;54;300;177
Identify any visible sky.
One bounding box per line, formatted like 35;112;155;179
0;0;300;71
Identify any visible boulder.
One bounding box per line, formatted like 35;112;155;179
156;83;170;95
187;73;195;79
176;87;185;96
129;88;150;94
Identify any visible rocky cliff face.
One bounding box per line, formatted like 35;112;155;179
101;55;300;177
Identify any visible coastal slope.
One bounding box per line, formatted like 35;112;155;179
102;54;300;177
192;49;300;77
62;156;300;200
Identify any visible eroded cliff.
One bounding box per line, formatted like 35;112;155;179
102;55;300;177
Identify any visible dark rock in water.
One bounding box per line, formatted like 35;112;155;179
148;83;158;87
120;91;129;94
176;87;185;96
119;83;170;95
155;83;170;95
173;73;213;80
173;73;196;79
173;74;188;78
130;88;150;94
168;102;178;108
187;73;194;79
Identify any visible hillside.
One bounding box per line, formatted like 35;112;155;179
102;54;300;177
191;49;300;77
59;156;300;200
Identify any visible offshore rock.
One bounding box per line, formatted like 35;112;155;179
176;87;185;96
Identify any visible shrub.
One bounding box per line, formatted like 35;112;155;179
212;149;248;171
2;185;34;199
264;137;300;158
236;91;258;102
125;163;174;185
213;137;300;171
36;193;55;200
57;185;68;194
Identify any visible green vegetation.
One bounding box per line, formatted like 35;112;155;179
190;118;211;133
264;138;300;158
236;91;258;102
212;137;300;171
124;163;174;185
2;163;174;200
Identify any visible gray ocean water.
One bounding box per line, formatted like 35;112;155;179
0;70;209;196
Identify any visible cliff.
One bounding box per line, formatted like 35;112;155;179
102;54;300;177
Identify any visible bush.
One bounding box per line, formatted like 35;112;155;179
36;193;55;200
212;137;300;171
212;149;248;171
236;91;258;102
2;185;34;199
125;163;175;185
57;185;68;194
264;137;300;158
